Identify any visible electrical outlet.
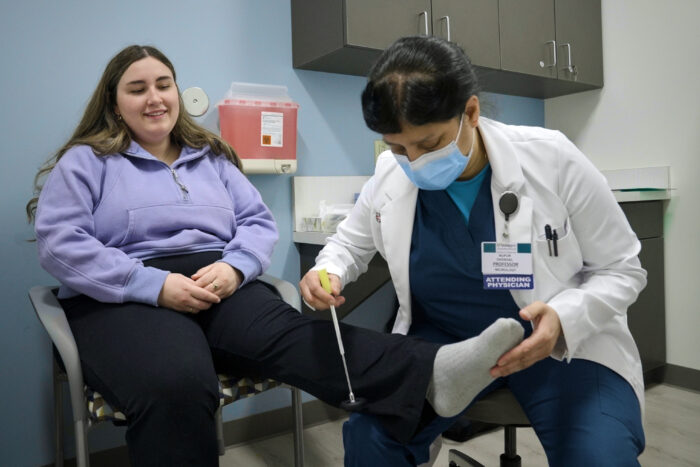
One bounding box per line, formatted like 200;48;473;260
374;139;389;163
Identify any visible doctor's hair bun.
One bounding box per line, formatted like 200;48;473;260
362;35;480;135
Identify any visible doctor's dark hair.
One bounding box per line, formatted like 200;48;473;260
361;36;479;134
26;44;240;223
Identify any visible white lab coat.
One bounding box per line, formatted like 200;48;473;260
314;117;646;410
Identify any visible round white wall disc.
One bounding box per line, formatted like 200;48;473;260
181;87;209;117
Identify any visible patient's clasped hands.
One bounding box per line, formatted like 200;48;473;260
157;262;243;314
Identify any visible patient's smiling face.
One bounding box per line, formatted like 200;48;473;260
114;56;180;152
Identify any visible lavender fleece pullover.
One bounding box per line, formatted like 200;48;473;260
35;142;278;305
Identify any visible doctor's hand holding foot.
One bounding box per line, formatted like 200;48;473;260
427;318;524;417
491;301;563;378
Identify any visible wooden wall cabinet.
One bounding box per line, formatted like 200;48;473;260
291;0;603;98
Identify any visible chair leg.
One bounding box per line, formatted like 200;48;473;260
291;387;305;467
74;419;90;467
500;426;521;467
53;363;64;467
215;406;225;456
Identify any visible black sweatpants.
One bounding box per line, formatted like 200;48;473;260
60;252;439;466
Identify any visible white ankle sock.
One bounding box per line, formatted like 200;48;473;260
426;318;524;417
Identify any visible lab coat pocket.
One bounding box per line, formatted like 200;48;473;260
535;218;583;283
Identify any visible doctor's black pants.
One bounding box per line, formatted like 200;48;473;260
60;251;439;467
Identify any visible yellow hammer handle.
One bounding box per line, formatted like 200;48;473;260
318;268;332;294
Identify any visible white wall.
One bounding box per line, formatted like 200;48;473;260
545;0;700;370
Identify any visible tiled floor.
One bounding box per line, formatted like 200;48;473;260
221;384;700;466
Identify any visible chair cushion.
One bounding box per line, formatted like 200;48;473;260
463;388;530;426
86;374;283;425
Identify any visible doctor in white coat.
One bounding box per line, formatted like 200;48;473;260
301;36;646;467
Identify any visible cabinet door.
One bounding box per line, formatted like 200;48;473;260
499;0;556;78
628;236;666;377
345;0;433;50
431;0;500;69
555;0;603;86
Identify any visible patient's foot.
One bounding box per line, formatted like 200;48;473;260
427;318;524;417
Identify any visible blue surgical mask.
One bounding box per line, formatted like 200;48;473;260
393;115;473;191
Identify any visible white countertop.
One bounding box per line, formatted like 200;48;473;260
613;189;672;203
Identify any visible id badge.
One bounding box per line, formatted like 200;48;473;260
481;242;534;290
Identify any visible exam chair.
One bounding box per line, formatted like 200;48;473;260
448;388;531;467
29;275;305;467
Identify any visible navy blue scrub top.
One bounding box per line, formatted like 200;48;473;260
408;166;530;344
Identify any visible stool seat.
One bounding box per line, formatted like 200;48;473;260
449;388;531;467
463;388;530;426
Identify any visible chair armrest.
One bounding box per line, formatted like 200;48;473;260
257;274;301;312
29;286;88;423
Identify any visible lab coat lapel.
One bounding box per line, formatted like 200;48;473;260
478;118;530;240
379;179;417;317
480;118;534;307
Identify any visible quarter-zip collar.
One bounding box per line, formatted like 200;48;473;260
122;141;211;202
121;140;211;167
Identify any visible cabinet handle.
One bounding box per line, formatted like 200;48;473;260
539;40;557;68
559;43;576;76
419;11;429;35
439;15;451;42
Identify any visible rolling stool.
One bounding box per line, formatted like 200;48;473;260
448;388;531;467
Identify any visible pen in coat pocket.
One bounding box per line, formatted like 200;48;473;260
544;224;553;256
